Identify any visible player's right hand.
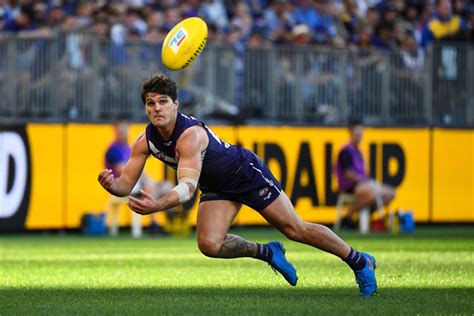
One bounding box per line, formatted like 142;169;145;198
98;169;115;191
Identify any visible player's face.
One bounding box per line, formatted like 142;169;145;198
115;122;128;144
350;125;364;146
145;92;178;128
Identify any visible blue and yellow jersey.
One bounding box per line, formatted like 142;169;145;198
421;13;466;48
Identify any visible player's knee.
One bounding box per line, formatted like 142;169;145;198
383;189;396;203
281;224;305;242
197;236;220;257
356;188;376;202
389;189;396;200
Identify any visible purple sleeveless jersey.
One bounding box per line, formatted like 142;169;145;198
145;112;282;211
336;143;368;192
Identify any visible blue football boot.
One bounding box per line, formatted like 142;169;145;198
354;253;377;297
267;241;298;286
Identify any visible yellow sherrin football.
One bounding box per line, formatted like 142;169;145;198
161;17;208;71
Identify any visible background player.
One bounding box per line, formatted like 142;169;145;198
98;73;377;296
104;119;166;237
336;119;396;228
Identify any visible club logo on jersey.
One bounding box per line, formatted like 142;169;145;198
263;192;272;201
169;28;188;54
157;151;167;160
259;187;269;197
202;192;218;199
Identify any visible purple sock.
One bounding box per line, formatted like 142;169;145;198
254;243;273;262
344;248;367;271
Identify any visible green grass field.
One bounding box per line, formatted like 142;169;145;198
1;226;473;315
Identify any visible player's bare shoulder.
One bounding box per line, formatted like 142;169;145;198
177;125;209;153
131;131;150;156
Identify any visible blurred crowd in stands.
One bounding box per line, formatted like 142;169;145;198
0;0;472;125
1;0;473;51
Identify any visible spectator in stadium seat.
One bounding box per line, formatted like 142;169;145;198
312;0;337;44
342;0;362;43
0;12;4;30
76;2;94;29
162;6;182;33
263;0;295;43
399;30;424;73
204;22;224;43
353;23;374;48
401;2;424;42
371;21;396;51
198;0;229;32
294;0;320;30
336;119;396;228
469;6;474;42
365;6;381;28
290;23;314;45
421;0;467;48
178;0;200;18
230;1;253;39
98;73;378;296
2;4;38;32
390;30;425;123
45;5;66;30
452;0;469;20
379;3;399;26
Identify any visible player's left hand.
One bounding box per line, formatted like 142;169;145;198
128;190;157;215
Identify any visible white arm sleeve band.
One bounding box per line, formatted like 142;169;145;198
172;178;198;203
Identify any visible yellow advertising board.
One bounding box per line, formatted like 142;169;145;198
363;128;431;222
229;127;430;224
163;126;431;225
25;125;65;229
432;129;474;221
65;124;117;228
1;124;472;232
64;123;172;228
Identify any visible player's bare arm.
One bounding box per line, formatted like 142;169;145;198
98;132;148;197
343;169;366;184
128;126;207;215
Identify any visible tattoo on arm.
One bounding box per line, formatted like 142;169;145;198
216;234;258;258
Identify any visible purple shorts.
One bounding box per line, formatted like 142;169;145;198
199;153;282;211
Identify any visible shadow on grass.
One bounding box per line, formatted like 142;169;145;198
1;287;472;314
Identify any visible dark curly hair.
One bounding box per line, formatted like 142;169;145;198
348;117;364;129
140;73;177;104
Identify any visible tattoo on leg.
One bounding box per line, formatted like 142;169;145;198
216;234;258;258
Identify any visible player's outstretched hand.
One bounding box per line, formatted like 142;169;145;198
128;190;157;215
98;169;115;191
